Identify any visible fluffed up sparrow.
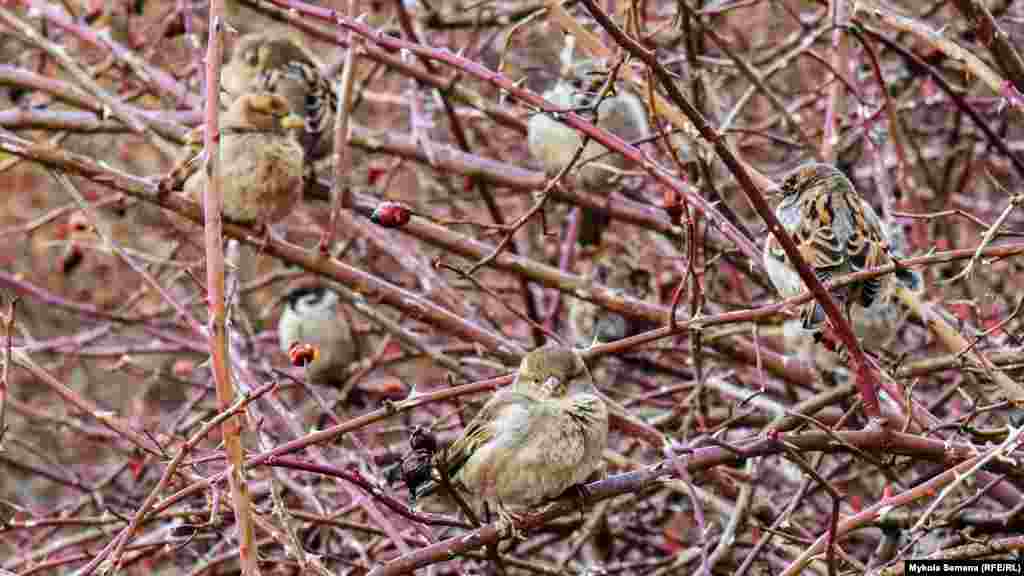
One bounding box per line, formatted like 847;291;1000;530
162;93;305;232
415;346;608;525
527;34;649;246
174;92;305;231
763;163;919;336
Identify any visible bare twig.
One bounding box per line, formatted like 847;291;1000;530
199;10;259;576
0;296;15;450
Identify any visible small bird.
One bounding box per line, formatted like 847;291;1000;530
167;92;305;232
418;346;608;526
527;35;649;246
222;33;337;163
278;285;356;386
763;163;919;335
777;196;922;370
569;247;654;348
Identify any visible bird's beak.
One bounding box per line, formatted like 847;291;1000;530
280;114;306;130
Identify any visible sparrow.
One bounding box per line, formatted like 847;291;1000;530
569;246;654;348
222;33;337;164
168;92;305;231
416;346;608;525
527;35;649;246
774;190;922;370
762;163;919;335
278;285;356;386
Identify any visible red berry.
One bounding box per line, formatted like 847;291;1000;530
370;202;412;228
288;342;319;367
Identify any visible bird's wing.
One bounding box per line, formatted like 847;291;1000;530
598;91;648;142
795;188;845;281
785;190;846;329
843;192;890;306
439;391;534;479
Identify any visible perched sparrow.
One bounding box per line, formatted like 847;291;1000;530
170;93;305;231
527;35;649;245
763;163;919;334
569;247;654;347
776;194;922;370
418;346;608;522
222;33;336;163
278;286;356;386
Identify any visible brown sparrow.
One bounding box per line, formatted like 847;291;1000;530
527;35;649;245
417;346;608;524
763;163;918;335
222;33;336;163
171;93;305;230
278;286;356;386
569;246;654;347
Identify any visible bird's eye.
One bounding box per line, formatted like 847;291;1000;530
245;50;258;66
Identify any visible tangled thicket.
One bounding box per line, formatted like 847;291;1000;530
1;0;1024;574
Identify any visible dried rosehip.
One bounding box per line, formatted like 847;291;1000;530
370;202;412;228
401;449;434;499
409;427;438;454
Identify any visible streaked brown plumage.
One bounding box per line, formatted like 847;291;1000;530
763;163;918;333
569;246;653;348
222;33;336;163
